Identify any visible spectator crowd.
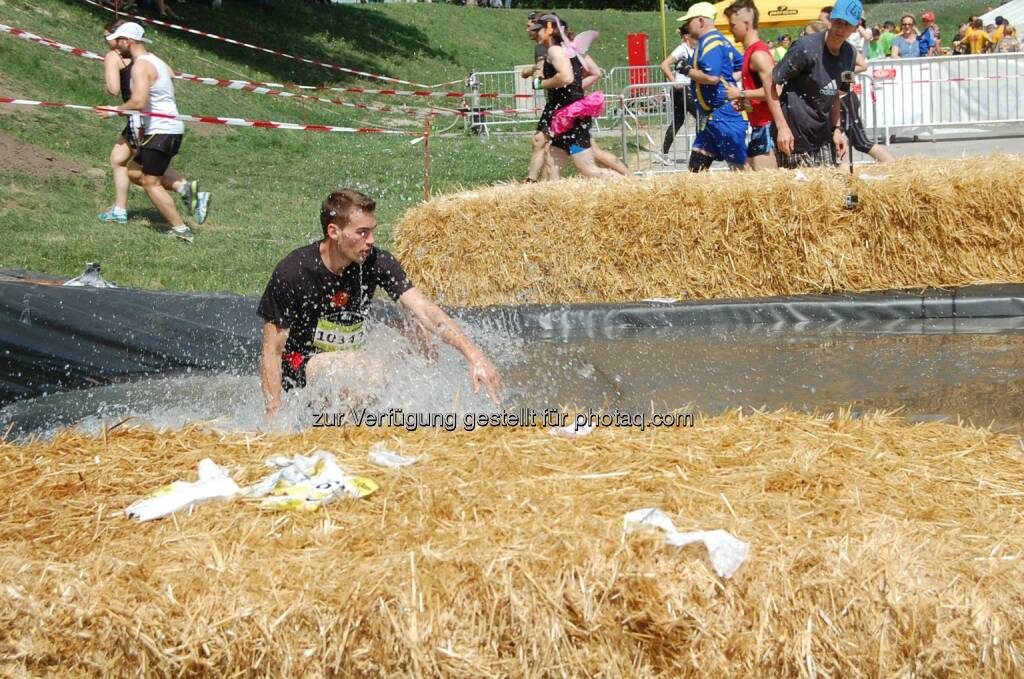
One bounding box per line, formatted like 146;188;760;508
761;11;1021;59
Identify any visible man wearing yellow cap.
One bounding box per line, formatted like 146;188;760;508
677;2;748;172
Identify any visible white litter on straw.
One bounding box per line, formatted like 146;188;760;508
623;507;749;579
125;458;239;522
368;441;423;467
549;422;594;438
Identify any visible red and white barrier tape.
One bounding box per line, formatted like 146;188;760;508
869;67;1022;84
0;97;415;135
174;74;539;117
0;23;541;118
78;0;463;89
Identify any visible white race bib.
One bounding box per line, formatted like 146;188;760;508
313;312;366;352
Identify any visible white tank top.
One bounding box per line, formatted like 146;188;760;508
137;53;184;135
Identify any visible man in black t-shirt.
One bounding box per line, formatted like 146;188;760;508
769;0;861;168
258;189;502;422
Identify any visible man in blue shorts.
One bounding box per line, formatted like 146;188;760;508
677;2;748;172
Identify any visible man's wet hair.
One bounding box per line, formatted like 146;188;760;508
724;0;759;28
320;189;376;237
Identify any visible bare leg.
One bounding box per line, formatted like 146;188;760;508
867;143;895;164
547;145;570;179
110;138;133;210
555;146;620;179
162;168;186;192
128;162;185;226
527;132;549;181
747;153;777;171
590;140;633;176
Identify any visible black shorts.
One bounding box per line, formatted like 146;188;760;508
133;133;182;176
550;117;592;154
536;103;555;137
121;121;141;151
281;352;309;391
840;92;875;155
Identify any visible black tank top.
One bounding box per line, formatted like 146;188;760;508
118;60;132;102
543;52;585;108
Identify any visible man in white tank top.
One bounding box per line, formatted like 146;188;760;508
106;22;210;242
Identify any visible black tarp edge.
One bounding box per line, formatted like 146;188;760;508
3;275;1024;406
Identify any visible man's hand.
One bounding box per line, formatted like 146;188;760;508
468;352;502;404
724;84;741;100
776;125;795;155
833;127;848;159
95;106;120;120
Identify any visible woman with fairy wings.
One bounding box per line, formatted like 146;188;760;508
529;14;625;179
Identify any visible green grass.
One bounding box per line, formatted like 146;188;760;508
0;0;988;293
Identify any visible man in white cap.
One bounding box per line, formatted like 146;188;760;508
105;21;209;243
676;2;748;172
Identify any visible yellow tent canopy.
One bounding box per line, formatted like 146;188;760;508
712;0;823;29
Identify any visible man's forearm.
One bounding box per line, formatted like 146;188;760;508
688;69;719;85
260;351;283;407
418;304;482;362
117;96;146;112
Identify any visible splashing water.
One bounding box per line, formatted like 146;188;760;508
4;318;1024;440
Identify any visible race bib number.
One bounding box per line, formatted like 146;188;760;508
313;313;366;352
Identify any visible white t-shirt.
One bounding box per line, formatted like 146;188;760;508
847;31;867;55
670;42;693;86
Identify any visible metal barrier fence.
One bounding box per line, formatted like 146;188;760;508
464;69;544;133
618;81;694;173
467;52;1024;142
464;65;664;135
860;52;1024;141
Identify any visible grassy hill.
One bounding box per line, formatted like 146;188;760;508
0;0;988;293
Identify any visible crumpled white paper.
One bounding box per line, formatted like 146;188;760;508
125;458;239;522
549;422;594;438
623;508;749;579
242;450;376;511
368;442;423;468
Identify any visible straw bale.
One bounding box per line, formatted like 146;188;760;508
1;410;1022;676
394;157;1024;306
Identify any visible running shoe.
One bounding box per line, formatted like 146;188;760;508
195;191;211;225
97;208;127;224
166;225;195;244
180;180;199;215
653;153;675;166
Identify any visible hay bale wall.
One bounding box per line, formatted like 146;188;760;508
2;411;1022;676
394;157;1024;306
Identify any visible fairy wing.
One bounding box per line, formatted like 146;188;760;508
573;30;600;55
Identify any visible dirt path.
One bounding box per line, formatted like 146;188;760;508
0;131;94;180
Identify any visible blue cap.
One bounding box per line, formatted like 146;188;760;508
830;0;863;25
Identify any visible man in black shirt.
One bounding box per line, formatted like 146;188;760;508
769;0;861;168
258;189;502;421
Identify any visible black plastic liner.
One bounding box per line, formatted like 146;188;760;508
2;268;1023;406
